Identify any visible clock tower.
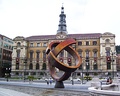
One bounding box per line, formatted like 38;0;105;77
56;5;67;39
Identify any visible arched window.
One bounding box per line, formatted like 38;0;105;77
42;62;46;70
36;50;40;59
93;41;97;45
85;50;89;57
105;39;110;43
106;47;110;56
43;50;46;58
93;49;98;57
17;42;21;46
16;50;20;58
29;63;33;69
36;63;39;70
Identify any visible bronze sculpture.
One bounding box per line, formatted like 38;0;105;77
46;38;82;88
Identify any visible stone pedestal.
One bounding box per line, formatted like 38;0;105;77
54;81;64;88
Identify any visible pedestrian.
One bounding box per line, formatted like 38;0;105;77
47;80;49;85
49;78;52;84
109;77;112;84
106;77;109;85
106;77;112;84
71;79;74;85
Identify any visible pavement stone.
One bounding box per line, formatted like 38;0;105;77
0;87;32;96
0;80;91;96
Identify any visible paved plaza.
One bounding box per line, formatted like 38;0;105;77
0;80;91;96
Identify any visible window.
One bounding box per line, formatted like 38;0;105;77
37;43;40;47
16;63;19;69
36;63;39;70
0;54;1;59
78;50;82;57
36;52;40;59
93;51;97;57
106;39;110;43
79;65;82;69
106;51;110;56
67;53;72;57
86;41;89;45
86;62;90;70
86;50;89;57
29;63;33;69
17;42;21;46
93;63;97;70
93;41;97;45
30;51;33;59
78;41;82;46
30;43;33;47
60;51;64;57
107;62;111;69
43;42;47;47
43;51;46;58
0;43;1;47
106;47;110;56
16;50;20;58
0;48;2;53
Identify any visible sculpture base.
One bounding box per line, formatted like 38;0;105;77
54;81;64;88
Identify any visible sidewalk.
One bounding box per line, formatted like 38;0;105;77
0;87;32;96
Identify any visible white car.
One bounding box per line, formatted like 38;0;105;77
70;78;81;82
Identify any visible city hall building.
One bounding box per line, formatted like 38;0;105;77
11;6;116;78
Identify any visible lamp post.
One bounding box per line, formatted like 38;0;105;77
85;57;89;81
24;58;27;82
81;62;83;84
5;67;10;82
86;62;89;81
111;51;115;79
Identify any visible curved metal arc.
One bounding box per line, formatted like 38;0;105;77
46;38;82;82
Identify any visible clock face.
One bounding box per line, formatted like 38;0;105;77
56;34;66;39
60;34;65;38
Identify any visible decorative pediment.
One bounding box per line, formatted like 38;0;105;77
103;32;113;35
13;36;25;41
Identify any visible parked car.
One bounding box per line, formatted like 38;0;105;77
70;78;81;82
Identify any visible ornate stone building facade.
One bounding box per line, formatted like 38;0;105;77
11;6;116;78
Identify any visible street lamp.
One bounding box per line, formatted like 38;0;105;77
86;62;89;81
85;57;89;81
111;51;116;79
5;67;11;82
81;62;83;84
23;58;27;82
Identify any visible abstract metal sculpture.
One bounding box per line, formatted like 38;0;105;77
46;38;82;88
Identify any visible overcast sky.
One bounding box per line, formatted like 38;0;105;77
0;0;120;45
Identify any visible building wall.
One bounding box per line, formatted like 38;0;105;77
11;32;117;78
12;36;27;76
0;34;13;77
100;32;116;76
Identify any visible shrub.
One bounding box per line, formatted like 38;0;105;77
27;75;34;81
84;76;92;80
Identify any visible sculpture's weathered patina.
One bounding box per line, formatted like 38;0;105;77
46;38;82;88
